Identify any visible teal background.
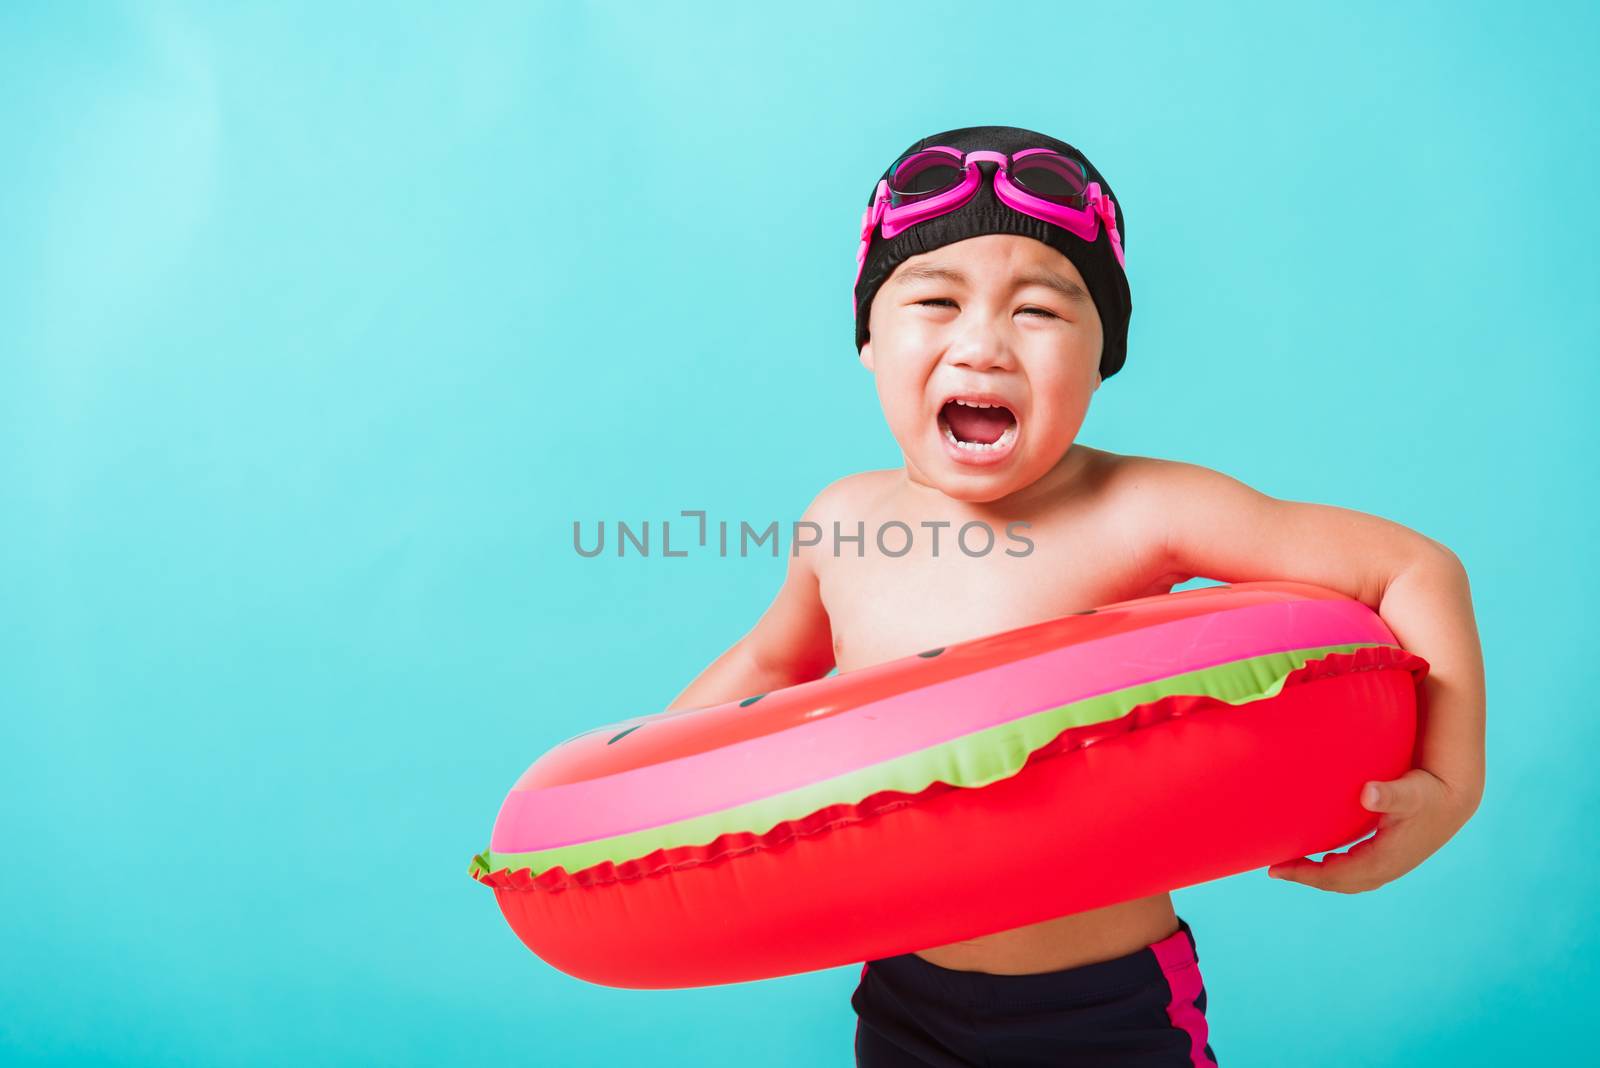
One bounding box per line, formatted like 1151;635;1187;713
3;1;1593;1064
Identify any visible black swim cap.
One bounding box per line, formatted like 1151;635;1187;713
854;125;1132;381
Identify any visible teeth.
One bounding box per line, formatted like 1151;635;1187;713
952;398;1001;409
941;421;1018;452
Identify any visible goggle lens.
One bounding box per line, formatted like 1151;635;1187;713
1010;153;1089;206
888;152;965;205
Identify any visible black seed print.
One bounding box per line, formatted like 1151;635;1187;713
917;647;945;658
607;725;643;745
739;693;766;707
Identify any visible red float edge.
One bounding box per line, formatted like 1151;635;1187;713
471;644;1430;895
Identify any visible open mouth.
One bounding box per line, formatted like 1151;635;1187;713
937;396;1019;455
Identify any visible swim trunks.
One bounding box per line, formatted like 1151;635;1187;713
851;915;1219;1066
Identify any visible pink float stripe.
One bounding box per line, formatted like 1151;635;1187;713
491;598;1392;853
1151;925;1215;1066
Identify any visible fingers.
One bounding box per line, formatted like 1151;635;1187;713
1360;769;1436;817
1268;837;1390;894
1266;858;1309;880
1267;767;1468;894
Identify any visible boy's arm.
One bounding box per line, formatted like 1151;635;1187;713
664;495;837;713
1125;457;1485;891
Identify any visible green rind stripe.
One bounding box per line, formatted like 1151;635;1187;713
471;642;1387;880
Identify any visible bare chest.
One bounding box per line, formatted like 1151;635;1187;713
817;507;1173;674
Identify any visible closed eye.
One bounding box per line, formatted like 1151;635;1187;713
916;299;1058;318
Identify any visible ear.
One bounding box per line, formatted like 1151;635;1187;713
859;340;875;372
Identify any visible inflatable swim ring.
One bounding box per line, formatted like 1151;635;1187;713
469;580;1428;989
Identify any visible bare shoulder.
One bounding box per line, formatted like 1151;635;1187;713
800;469;899;526
1083;446;1453;601
1089;447;1241;508
1089;446;1188;486
1075;447;1234;562
793;469;899;565
1074;446;1192;514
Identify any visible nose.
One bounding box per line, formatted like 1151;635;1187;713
944;317;1018;373
947;343;1010;372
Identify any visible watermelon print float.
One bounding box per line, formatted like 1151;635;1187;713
469;580;1429;989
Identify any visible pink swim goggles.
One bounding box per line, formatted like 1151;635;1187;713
854;146;1125;296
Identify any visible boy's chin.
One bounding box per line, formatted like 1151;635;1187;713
919;460;1031;502
940;482;1017;504
909;432;1083;502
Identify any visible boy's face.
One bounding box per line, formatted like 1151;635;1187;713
860;234;1104;504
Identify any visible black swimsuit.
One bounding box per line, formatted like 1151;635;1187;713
851;916;1219;1066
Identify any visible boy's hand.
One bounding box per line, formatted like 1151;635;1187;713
1265;767;1479;893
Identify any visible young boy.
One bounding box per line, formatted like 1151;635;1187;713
665;125;1485;1066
